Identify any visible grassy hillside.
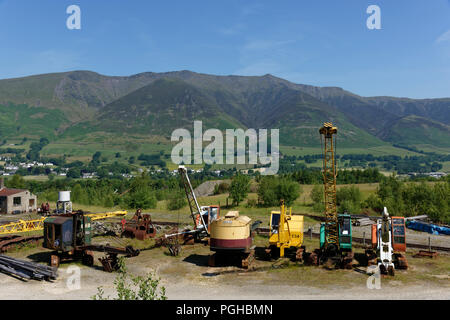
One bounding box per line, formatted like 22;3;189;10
0;70;448;154
0;103;67;139
73;77;387;148
378;115;450;148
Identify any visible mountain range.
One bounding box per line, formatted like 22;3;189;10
0;70;449;151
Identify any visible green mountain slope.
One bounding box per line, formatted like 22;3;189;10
0;70;448;150
378;115;450;147
78;77;385;147
0;103;68;139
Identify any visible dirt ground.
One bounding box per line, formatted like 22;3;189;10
1;212;449;300
0;236;449;300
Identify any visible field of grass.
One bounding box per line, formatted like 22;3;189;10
41;133;172;160
280;145;425;157
441;161;450;173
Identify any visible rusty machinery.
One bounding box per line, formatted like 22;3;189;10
306;122;353;269
120;209;157;240
43;211;139;272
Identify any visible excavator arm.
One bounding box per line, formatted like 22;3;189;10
178;165;209;236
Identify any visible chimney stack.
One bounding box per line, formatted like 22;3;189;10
0;177;4;190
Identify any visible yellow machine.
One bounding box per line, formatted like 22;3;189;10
267;200;304;259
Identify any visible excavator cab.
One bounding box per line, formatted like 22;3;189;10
209;205;220;223
338;214;352;251
391;217;406;252
270;211;281;235
197;205;220;232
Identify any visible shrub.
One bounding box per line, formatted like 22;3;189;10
92;257;167;300
213;182;230;195
166;191;186;210
257;177;300;207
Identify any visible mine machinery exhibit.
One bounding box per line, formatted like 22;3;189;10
0;121;434;283
0;117;445;292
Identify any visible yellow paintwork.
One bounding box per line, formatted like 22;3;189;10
320;122;339;247
0;218;45;235
210;211;251;240
85;211;127;221
269;201;304;257
0;211;127;235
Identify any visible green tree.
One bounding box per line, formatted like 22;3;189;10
257;176;300;207
257;176;279;206
229;174;251;206
276;178;300;206
363;194;383;213
67;168;81;179
310;184;324;212
71;183;88;204
166;190;186;211
7;174;26;189
336;185;362;214
213;182;230;195
125;188;157;209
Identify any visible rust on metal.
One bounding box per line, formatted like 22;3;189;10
413;250;438;259
0;235;43;253
121;211;157;240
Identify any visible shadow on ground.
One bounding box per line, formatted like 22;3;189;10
183;254;209;267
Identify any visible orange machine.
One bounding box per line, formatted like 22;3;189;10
370;215;407;253
368;211;408;274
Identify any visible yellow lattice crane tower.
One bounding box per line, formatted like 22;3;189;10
319;122;339;252
317;122;353;268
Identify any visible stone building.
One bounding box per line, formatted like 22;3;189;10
0;178;37;214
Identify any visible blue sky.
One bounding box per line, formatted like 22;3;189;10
0;0;449;98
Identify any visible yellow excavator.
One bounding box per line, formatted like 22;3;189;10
266;200;304;260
